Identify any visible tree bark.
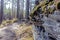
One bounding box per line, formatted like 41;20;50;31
0;0;4;24
26;0;29;20
17;0;20;19
12;0;14;18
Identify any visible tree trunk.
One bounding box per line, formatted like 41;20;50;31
12;0;14;18
26;0;29;20
0;0;4;24
17;0;20;19
19;0;24;20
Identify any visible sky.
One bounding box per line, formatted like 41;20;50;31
6;1;12;9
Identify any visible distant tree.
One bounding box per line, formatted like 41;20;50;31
26;0;29;20
12;0;17;18
12;0;14;18
17;0;20;19
29;0;35;13
19;0;24;20
0;0;4;24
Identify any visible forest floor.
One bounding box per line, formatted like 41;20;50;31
0;22;34;40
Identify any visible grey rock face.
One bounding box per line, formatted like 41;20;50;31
32;12;60;40
43;16;60;40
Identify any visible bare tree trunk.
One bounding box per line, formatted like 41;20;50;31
20;0;24;20
17;0;20;19
22;0;24;19
12;0;14;18
0;0;4;24
26;0;29;20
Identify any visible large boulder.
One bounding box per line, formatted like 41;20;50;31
43;16;60;40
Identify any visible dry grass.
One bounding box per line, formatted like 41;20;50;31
15;23;34;40
0;20;34;40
